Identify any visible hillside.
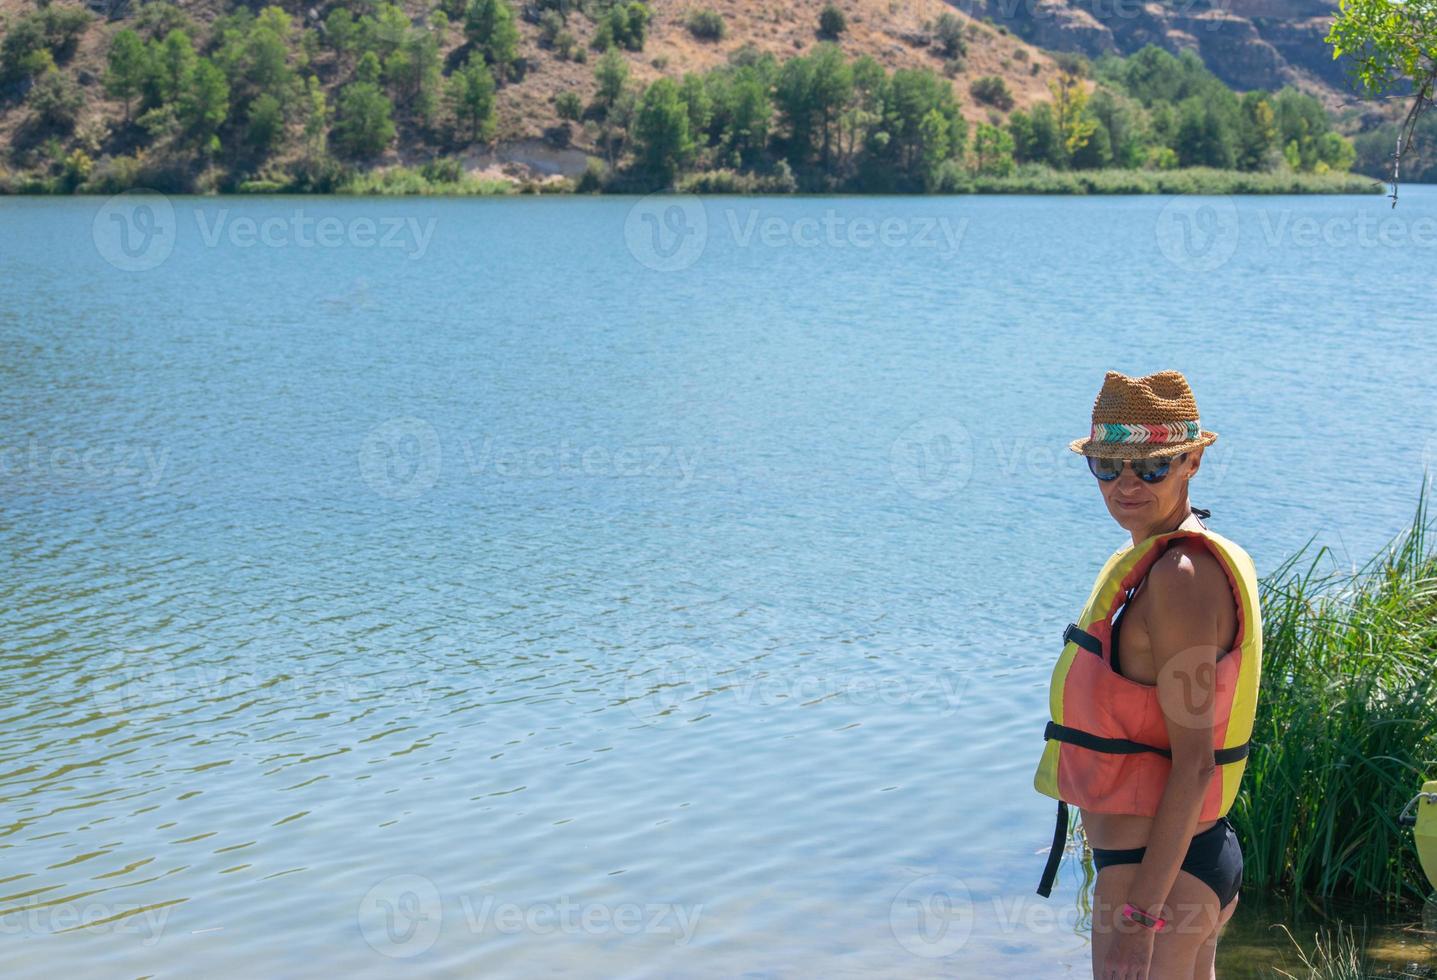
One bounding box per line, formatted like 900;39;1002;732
965;0;1360;109
0;0;1375;192
0;0;1066;184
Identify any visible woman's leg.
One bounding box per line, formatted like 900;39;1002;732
1191;893;1237;980
1091;864;1220;979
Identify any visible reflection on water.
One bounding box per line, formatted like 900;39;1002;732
1;192;1436;976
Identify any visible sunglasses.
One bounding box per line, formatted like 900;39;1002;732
1087;452;1187;484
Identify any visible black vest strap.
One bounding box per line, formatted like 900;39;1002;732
1043;720;1250;765
1063;623;1102;656
1036;799;1069;897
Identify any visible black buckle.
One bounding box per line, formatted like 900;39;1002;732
1063;623;1103;656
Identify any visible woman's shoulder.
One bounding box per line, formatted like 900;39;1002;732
1150;537;1236;605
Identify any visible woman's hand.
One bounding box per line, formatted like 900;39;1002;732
1099;924;1156;980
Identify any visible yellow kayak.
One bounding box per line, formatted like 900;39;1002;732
1400;781;1437;890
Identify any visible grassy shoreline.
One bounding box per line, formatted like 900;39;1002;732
1234;489;1437;913
0;165;1384;197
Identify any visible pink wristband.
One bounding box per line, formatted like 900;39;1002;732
1121;902;1166;932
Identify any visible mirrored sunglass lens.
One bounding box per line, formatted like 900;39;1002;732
1088;457;1123;480
1134;458;1171;482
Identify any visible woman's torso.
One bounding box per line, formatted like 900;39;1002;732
1080;532;1238;850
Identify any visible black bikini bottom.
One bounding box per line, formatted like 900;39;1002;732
1091;816;1243;910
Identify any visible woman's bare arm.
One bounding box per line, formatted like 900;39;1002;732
1122;542;1236;922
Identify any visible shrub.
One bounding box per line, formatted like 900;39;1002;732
686;9;725;41
555;90;582;121
818;3;846;39
420;156;464;182
333;81;396;158
934;13;964;58
576;155;606;192
970;75;1014;110
28;67;84;132
245;93;285;153
539;10;564;46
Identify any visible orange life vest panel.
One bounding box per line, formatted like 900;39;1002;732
1033;511;1262;896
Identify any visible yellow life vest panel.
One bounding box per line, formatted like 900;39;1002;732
1033;511;1262;897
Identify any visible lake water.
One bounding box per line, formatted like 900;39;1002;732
2;189;1435;978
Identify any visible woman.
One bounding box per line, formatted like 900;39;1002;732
1032;370;1263;980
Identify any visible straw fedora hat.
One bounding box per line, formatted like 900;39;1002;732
1068;370;1219;459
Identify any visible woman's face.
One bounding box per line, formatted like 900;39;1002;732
1096;449;1202;532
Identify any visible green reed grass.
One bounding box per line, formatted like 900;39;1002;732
1271;923;1370;979
1232;488;1437;911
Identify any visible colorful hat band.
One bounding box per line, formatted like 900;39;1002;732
1090;420;1201;445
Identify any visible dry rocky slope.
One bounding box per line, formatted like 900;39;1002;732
963;0;1353;101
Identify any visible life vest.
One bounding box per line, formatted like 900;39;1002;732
1033;509;1262;897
